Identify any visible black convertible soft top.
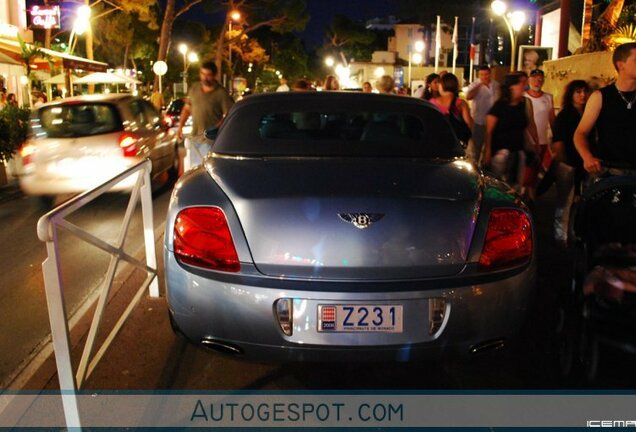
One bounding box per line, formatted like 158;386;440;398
212;92;464;159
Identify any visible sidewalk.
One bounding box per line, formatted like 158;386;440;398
0;179;22;205
18;231;281;392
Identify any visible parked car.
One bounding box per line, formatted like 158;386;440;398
19;94;180;204
163;97;184;129
164;92;536;361
163;97;191;144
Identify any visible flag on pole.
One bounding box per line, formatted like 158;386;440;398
435;15;441;72
451;16;458;74
469;17;476;62
468;17;476;81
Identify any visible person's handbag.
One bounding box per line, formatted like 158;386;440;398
449;97;472;144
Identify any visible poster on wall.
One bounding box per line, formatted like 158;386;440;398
518;46;553;76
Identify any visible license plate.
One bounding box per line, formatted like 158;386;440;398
317;305;403;333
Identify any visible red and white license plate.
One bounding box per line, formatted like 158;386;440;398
318;304;403;333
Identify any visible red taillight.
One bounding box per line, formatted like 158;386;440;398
173;207;240;272
479;209;532;269
118;132;139;157
20;143;36;166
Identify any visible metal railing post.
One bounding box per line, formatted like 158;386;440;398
41;234;81;429
36;159;160;430
141;165;159;298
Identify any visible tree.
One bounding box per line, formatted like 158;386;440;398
0;105;30;163
581;0;626;52
17;35;51;107
92;5;158;71
154;0;205;89
320;15;387;64
243;28;309;89
211;0;308;79
326;15;375;50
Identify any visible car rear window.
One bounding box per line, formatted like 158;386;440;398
34;103;122;138
166;99;184;115
214;97;464;159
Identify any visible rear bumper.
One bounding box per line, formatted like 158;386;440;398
165;251;536;362
19;165;138;196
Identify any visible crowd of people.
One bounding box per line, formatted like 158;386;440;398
408;42;636;247
0;88;18;110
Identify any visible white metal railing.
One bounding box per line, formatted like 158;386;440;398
37;159;159;429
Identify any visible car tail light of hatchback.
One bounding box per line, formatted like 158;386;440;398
173;207;240;272
118;132;139;157
479;209;532;269
20;143;36;166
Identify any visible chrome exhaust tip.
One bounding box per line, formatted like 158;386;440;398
200;338;243;356
470;338;506;355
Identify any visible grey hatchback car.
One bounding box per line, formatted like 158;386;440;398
164;92;535;361
20;94;179;201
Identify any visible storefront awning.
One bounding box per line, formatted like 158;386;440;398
0;37;108;72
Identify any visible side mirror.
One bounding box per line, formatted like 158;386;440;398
205;127;219;140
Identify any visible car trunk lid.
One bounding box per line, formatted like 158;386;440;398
208;157;481;280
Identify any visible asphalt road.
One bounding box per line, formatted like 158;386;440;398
0;176;174;386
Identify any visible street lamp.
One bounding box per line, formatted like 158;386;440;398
324;56;335;68
68;5;91;54
491;0;526;71
178;43;198;95
408;39;425;91
228;10;241;91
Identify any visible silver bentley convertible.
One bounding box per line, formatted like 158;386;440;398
164;92;535;361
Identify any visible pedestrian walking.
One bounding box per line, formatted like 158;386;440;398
465;65;500;165
177;61;234;170
430;73;473;144
324;75;340;91
7;93;17;107
550;80;592;246
523;69;556;200
150;89;164;111
0;90;7;110
276;78;290;92
484;72;539;191
421;73;440;101
376;75;396;94
575;42;636;173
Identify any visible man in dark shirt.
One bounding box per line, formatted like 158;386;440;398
178;61;234;170
574;42;636;173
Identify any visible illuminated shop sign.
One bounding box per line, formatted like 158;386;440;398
29;5;61;30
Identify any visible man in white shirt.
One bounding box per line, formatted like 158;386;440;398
524;68;556;200
276;78;290;92
466;65;500;165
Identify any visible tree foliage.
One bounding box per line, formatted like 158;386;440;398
326;15;375;49
210;0;309;77
0;105;31;161
320;15;387;63
17;35;50;78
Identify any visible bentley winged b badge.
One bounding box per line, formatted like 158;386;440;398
338;213;385;229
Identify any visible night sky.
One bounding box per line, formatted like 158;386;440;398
301;0;399;48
